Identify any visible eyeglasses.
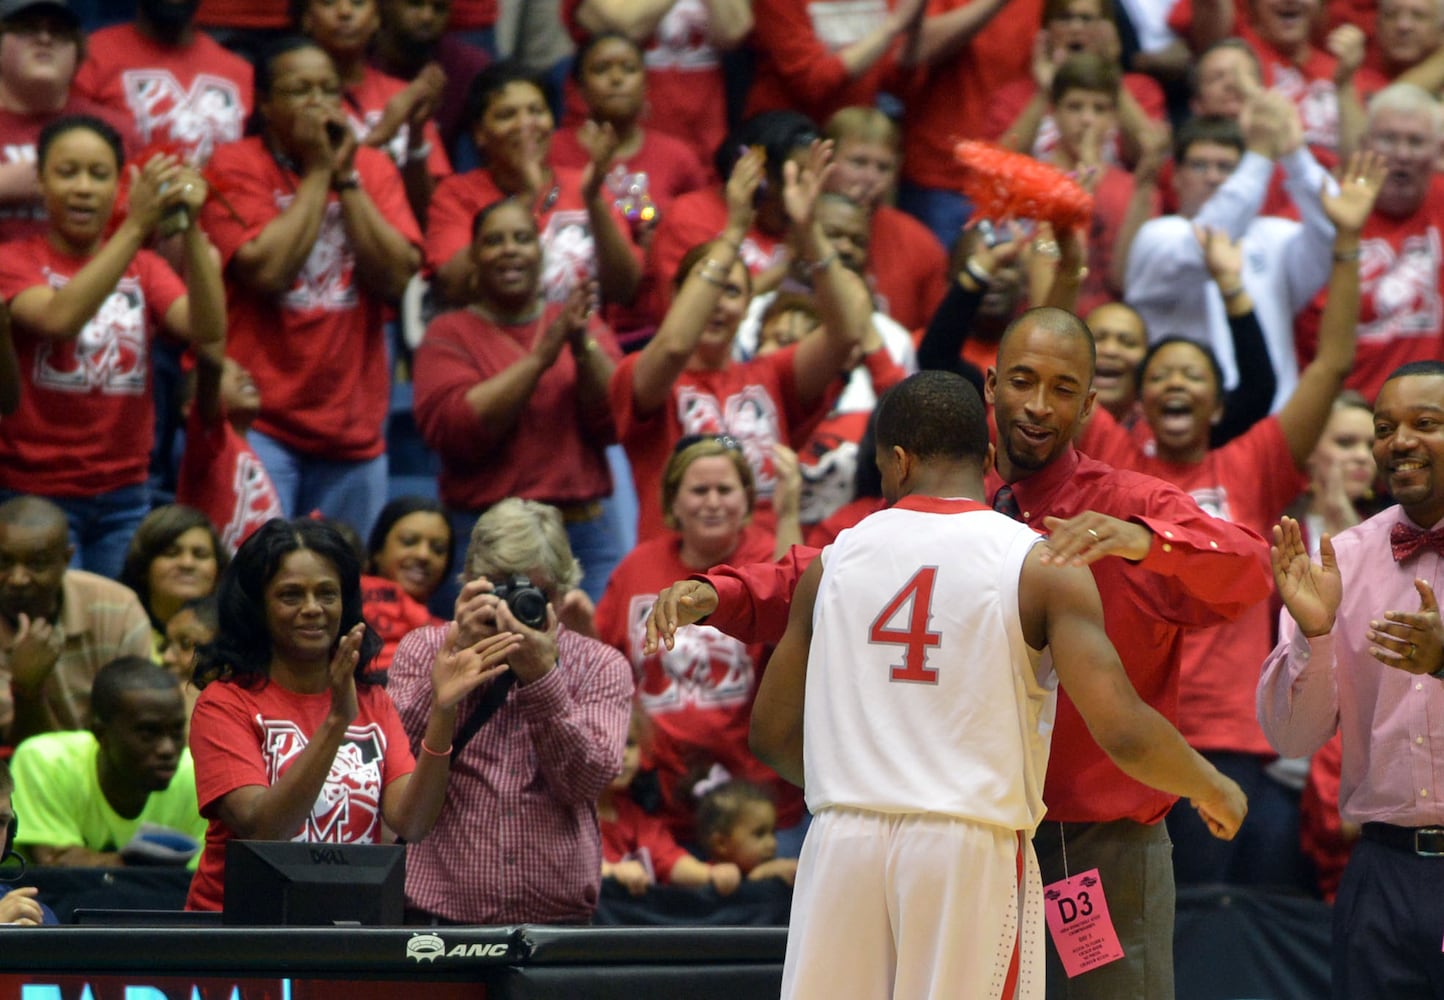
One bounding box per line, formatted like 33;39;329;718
1052;11;1101;24
672;433;744;457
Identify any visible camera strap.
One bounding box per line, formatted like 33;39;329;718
449;670;518;759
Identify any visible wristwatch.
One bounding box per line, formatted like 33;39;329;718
332;171;361;193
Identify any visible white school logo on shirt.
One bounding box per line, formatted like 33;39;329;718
1359;229;1444;342
33;274;147;394
277;195;358;312
223;452;283;551
260;718;386;843
674;383;783;498
649;0;719;71
120;69;245;162
627;595;754;712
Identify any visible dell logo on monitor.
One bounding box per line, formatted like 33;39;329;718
309;847;346;864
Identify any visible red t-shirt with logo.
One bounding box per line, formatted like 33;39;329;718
595;525;803;841
1295;176;1444;402
201;138;421;460
73;24;253;165
0;236;184;496
176;400;284;553
341;66;451;179
426;164;640;305
186;678;415;911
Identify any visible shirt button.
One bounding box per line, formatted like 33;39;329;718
1162;544;1173;553
1023;511;1031;520
1418;737;1426;745
1418;682;1425;691
1423;789;1430;798
1209;541;1218;549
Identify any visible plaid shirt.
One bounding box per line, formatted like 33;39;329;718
390;624;633;924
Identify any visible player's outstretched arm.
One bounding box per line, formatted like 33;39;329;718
749;560;823;788
1019;549;1248;840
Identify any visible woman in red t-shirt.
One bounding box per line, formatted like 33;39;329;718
413;197;626;601
594;436;803;846
1074;157;1382;890
185;517;519;911
608;144;871;542
0;114;224;579
426;64;641;310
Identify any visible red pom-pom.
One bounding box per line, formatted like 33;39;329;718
951;140;1094;231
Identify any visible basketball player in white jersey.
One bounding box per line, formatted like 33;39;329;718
751;371;1247;1000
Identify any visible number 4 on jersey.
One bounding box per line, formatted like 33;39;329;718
869;567;941;684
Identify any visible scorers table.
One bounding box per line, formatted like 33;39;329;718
0;925;788;999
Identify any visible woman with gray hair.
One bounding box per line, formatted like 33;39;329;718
387;498;634;925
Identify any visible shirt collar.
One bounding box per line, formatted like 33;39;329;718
987;446;1081;520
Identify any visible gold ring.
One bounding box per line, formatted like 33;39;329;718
1410;642;1418;657
1087;528;1100;540
183;183;195;192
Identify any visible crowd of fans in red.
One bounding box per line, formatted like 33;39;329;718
0;0;1439;926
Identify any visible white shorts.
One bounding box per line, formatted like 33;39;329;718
781;807;1044;1000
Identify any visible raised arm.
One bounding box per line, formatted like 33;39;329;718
573;0;679;42
1195;225;1275;444
328;124;421;302
381;625;520;841
629;148;763;415
1277;152;1382;467
578;121;642;305
748;557;822;787
1020;549;1247;837
1257;516;1343;756
913;0;1011;66
211;627;368;840
161;169;227;350
228;109;335;297
788;142;872;405
9;154;183;340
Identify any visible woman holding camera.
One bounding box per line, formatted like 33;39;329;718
595;436;804;848
413;197;626;601
185;517;519;912
199;36;421;538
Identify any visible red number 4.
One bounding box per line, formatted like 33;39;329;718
869;567;942;684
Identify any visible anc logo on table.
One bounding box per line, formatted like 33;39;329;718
406;933;511;962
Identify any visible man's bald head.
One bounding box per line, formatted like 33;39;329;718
0;496;69;535
998;307;1097;384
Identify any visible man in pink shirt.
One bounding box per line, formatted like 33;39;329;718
1260;359;1444;999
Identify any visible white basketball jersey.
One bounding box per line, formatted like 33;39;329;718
803;496;1056;833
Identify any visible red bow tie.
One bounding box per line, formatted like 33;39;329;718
1390;521;1444;562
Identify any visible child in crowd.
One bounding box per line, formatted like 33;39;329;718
160;594;218;721
175;348;283;555
0;758;49;925
695;780;799;888
601;708;745;896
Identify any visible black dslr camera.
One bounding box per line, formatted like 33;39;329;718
492;575;549;630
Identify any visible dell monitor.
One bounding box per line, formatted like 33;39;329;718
223;840;406;926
